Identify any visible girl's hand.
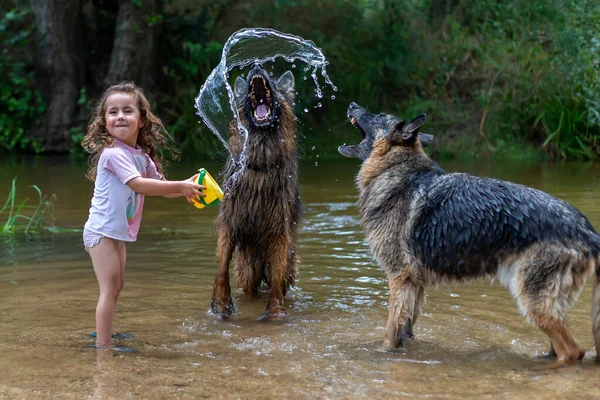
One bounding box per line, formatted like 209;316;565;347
180;178;205;205
187;174;199;183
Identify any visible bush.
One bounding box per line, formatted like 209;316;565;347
0;2;45;153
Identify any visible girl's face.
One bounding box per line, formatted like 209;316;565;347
104;93;144;148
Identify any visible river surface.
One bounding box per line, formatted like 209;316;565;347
1;155;600;399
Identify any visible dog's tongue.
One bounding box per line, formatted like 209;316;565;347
256;104;268;119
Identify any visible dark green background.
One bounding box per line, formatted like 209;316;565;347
2;0;599;160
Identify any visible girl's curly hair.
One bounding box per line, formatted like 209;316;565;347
81;82;180;181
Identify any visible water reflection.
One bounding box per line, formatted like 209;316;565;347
1;158;600;398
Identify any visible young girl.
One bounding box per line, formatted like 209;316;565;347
81;82;204;351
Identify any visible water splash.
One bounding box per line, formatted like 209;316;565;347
194;28;337;175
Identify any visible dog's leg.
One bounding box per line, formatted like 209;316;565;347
535;319;584;369
234;253;261;298
402;318;414;339
210;230;235;317
591;271;600;362
384;270;419;350
264;236;289;318
403;285;425;339
514;247;590;368
281;243;298;298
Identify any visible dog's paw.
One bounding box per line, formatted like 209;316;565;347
210;297;235;318
383;336;403;351
263;301;286;319
262;308;286;320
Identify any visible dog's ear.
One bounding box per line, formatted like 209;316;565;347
276;71;295;95
390;113;427;146
234;76;247;100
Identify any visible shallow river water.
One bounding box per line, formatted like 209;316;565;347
1;156;600;399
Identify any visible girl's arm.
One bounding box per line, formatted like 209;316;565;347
161;174;199;198
161;177;183;198
127;176;204;204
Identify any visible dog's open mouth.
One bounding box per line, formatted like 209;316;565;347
249;75;273;125
349;115;367;144
338;114;369;160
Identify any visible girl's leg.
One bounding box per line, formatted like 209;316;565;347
118;242;127;293
89;238;124;347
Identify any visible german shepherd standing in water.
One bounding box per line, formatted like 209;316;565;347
210;65;301;319
338;102;600;368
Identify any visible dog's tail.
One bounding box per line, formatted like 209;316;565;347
591;237;600;360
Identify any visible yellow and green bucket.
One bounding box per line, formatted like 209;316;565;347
191;168;224;209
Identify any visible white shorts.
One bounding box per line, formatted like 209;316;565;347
83;229;124;252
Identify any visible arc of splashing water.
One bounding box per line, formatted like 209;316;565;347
194;28;338;186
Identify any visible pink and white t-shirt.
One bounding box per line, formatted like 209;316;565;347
84;138;163;241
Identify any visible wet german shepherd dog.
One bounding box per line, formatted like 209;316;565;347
339;102;600;368
211;65;301;319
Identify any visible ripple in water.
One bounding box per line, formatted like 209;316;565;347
194;28;337;186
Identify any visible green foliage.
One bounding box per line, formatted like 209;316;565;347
0;177;56;235
429;0;600;159
0;0;599;160
156;4;229;159
0;3;45;153
146;13;164;27
162;40;226;159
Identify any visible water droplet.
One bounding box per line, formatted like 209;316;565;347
194;28;338;189
314;162;318;166
304;108;309;113
331;95;336;100
311;146;316;150
317;102;322;108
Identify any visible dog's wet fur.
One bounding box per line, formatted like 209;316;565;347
210;65;301;319
339;102;600;368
